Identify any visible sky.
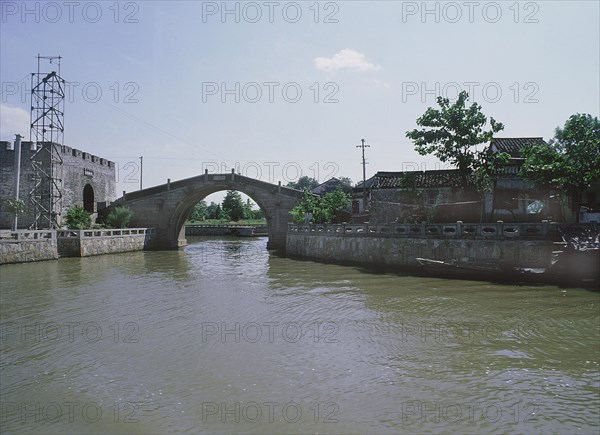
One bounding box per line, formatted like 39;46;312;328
1;0;599;205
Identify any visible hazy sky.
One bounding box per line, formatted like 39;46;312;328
1;1;599;202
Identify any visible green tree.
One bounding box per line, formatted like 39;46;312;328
289;187;350;224
222;190;246;221
338;176;353;186
242;199;261;220
189;200;208;222
520;113;600;219
286;176;319;191
406;91;507;187
251;209;265;220
321;187;351;222
6;198;25;215
65;207;92;229
6;198;25;231
105;206;133;228
206;202;221;219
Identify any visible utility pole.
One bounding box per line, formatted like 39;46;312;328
357;138;370;212
12;134;23;231
139;156;143;190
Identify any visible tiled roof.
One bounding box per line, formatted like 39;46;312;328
311;177;352;195
490;137;547;158
355;170;467;190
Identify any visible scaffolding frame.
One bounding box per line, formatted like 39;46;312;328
29;55;65;229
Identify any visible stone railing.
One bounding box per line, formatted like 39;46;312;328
186;224;258;228
56;228;156;257
0;230;58;264
0;229;56;241
288;221;569;239
56;228;155;238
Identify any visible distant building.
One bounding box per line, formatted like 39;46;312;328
311;177;353;222
0;140;116;229
311;177;353;198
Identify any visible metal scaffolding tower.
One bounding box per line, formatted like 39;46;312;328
29;55;65;229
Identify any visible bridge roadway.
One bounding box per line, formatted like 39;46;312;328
107;170;303;252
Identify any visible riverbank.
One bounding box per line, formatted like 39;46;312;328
286;222;599;288
185;223;268;237
0;228;154;265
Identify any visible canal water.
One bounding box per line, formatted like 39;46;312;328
1;236;598;434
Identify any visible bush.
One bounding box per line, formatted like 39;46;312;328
105;207;133;228
6;198;25;214
65;207;92;229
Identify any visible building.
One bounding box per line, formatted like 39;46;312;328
352;137;571;223
0;140;116;229
311;177;353;198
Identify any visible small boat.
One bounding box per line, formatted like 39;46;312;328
415;257;543;283
228;226;255;237
416;257;502;273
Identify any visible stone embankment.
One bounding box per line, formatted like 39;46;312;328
0;230;58;264
1;228;155;265
185;224;268;236
286;221;563;271
56;228;155;257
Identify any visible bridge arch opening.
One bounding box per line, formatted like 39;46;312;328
187;190;266;223
169;187;272;248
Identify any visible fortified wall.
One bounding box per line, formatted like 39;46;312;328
0;141;116;228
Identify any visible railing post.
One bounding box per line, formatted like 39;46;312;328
456;221;463;236
231;167;235;181
541;219;549;236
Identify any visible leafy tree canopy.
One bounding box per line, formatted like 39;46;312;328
65;207;92;230
520;113;600;193
189;200;208;222
289;187;351;224
222;190;246;221
105;206;133;228
406;91;508;190
338;176;353;186
286;176;319;191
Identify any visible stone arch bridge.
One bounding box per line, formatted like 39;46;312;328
107;171;303;252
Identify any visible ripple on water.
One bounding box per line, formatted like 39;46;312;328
1;237;598;434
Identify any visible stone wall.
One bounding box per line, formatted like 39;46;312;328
286;222;561;270
185;224;268;236
0;141;116;229
57;228;155;257
0;230;58;264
